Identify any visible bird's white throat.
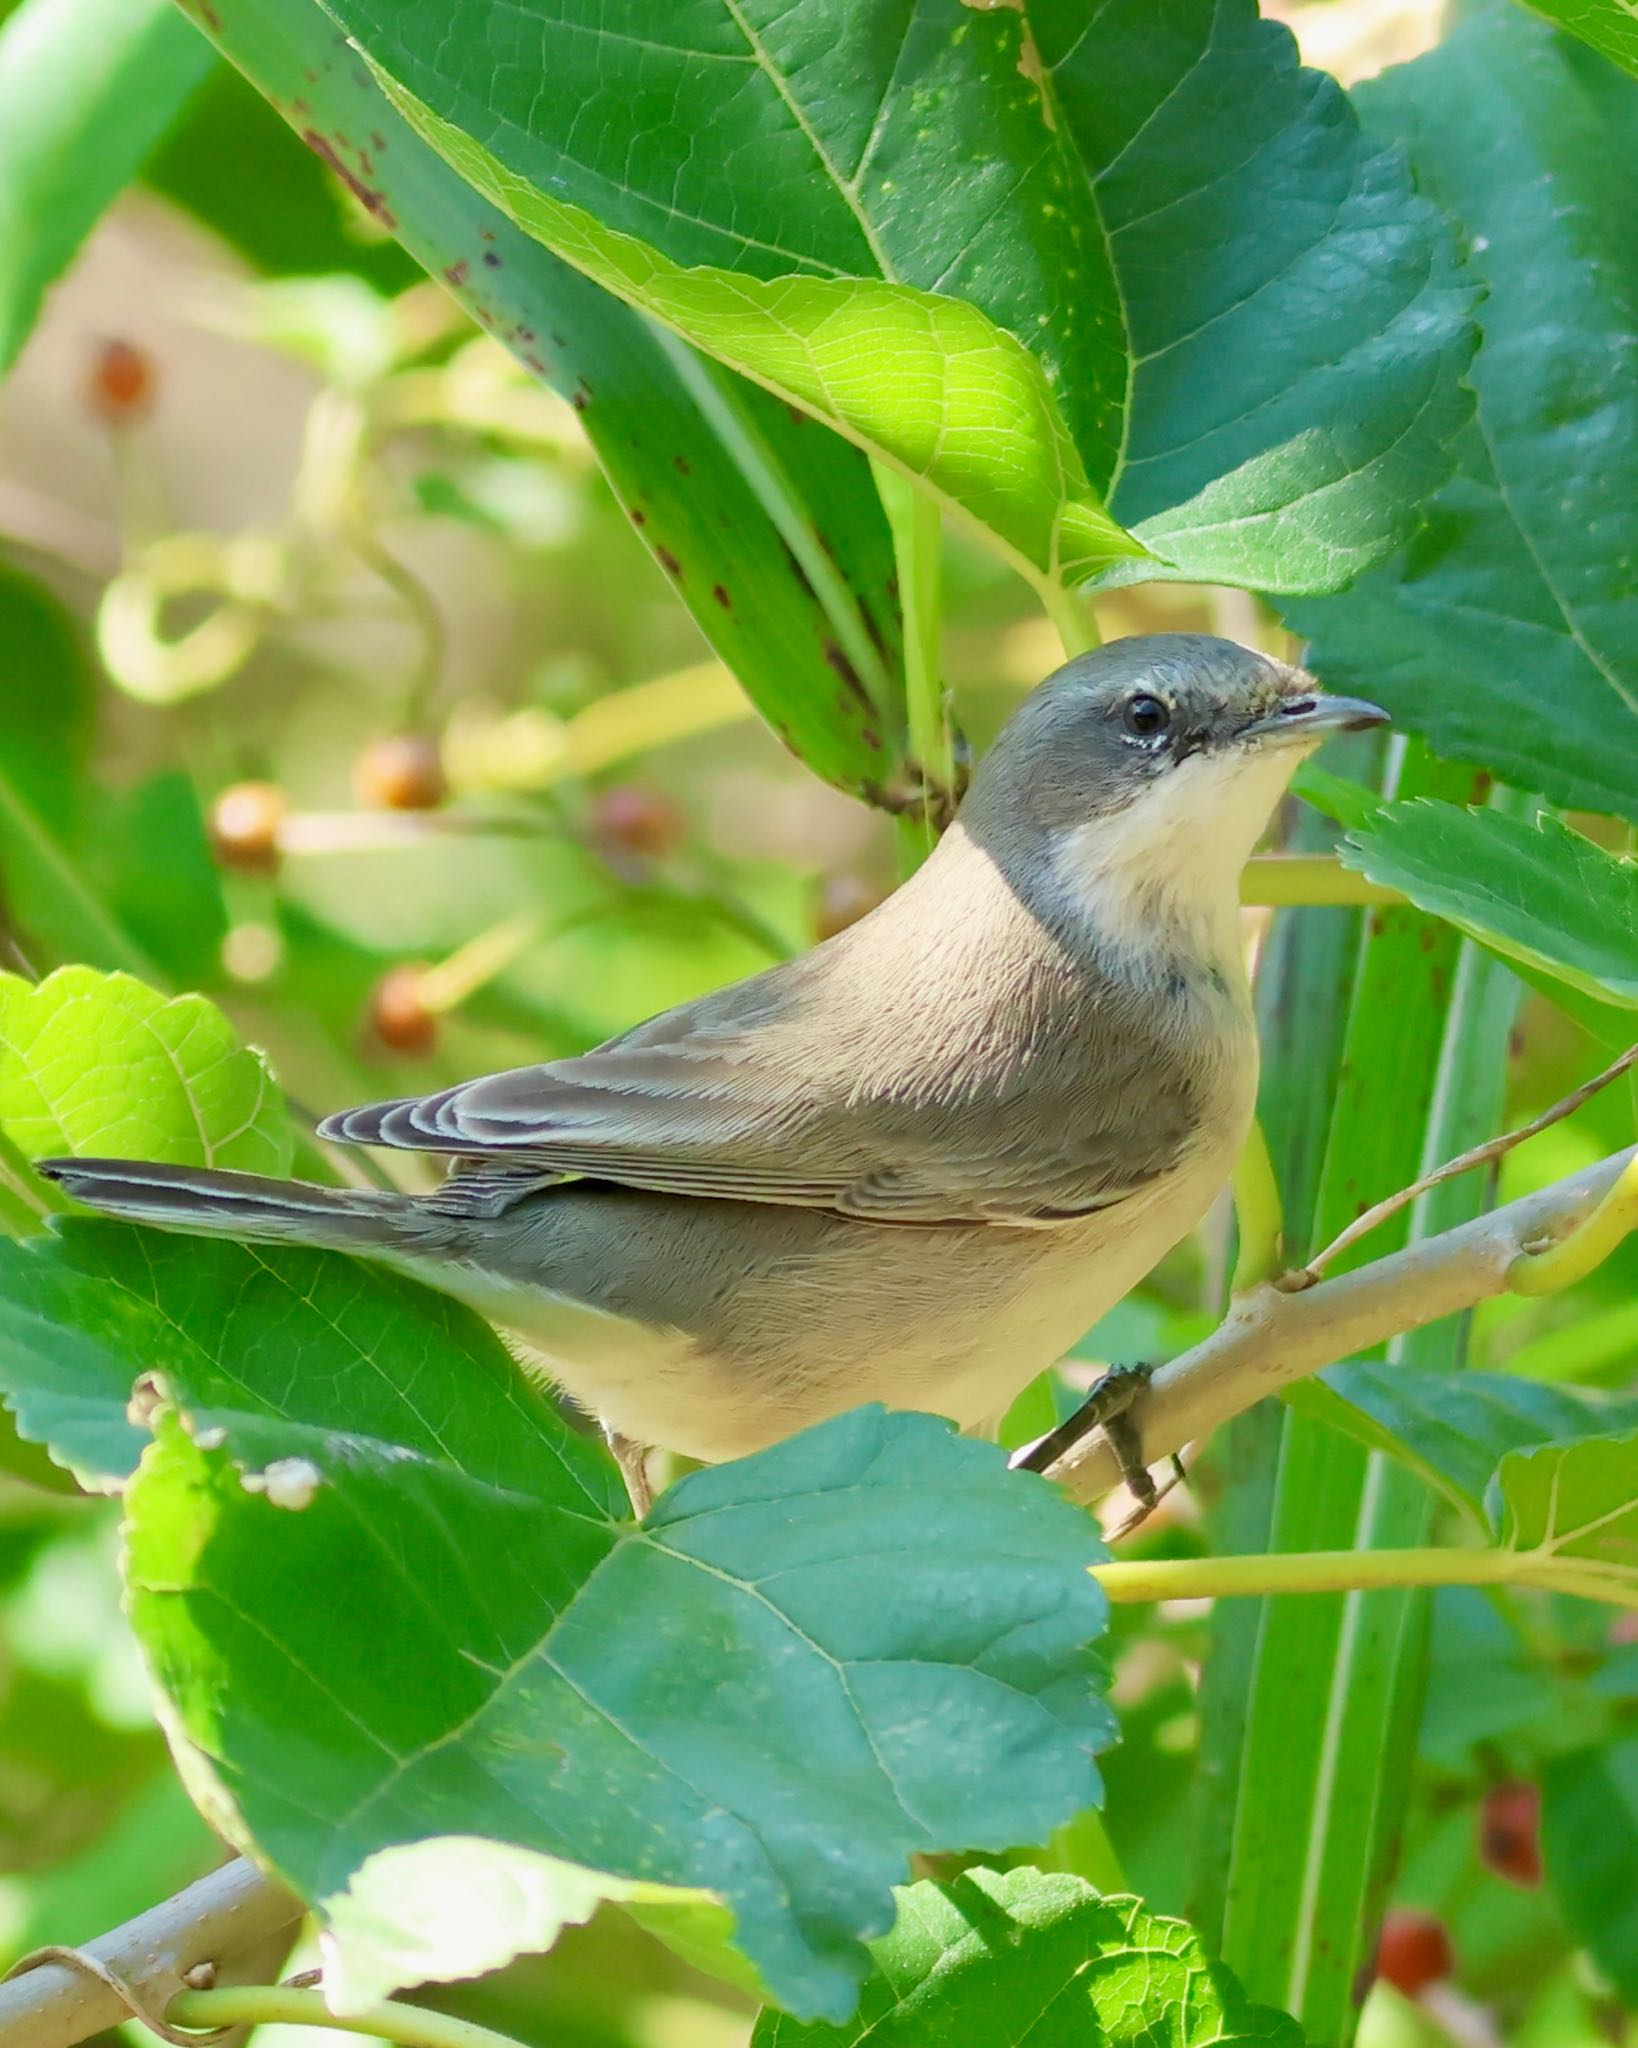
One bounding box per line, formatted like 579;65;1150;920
1054;740;1310;975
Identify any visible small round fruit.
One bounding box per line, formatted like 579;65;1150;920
208;782;285;875
591;784;684;860
813;872;884;942
87;338;155;424
1479;1780;1542;1888
368;964;438;1056
354;733;447;811
1374;1909;1453;1999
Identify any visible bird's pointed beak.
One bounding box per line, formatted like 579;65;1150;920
1241;693;1391;747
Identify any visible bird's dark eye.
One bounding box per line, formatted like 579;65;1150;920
1122;693;1171;739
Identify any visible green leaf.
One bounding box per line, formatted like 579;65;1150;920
0;1209;1112;2021
191;0;905;799
1341;803;1638;1008
751;1866;1300;2046
1317;1362;1638;1524
1518;0;1638;77
1035;0;1475;592
1288;13;1638;821
315;0;1470;594
1542;1738;1638;2001
123;1376;1111;2021
1490;1431;1638;1606
0;0;215;372
0;968;291;1176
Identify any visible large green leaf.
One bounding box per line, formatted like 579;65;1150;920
1317;1363;1638;1524
316;0;1471;594
0;1211;1114;2018
1519;0;1638;76
752;1867;1301;2047
1340;803;1638;1008
190;0;904;799
0;0;215;371
1490;1431;1638;1607
1289;13;1638;821
1542;1738;1638;2002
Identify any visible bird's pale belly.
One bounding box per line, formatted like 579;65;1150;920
444;1139;1237;1464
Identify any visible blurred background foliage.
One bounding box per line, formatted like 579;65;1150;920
0;0;1633;2043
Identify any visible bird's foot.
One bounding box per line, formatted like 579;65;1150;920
607;1430;654;1518
1011;1361;1182;1536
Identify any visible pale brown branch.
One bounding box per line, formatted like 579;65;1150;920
0;1859;300;2048
1049;1148;1635;1505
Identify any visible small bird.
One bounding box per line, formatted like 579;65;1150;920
40;636;1384;1496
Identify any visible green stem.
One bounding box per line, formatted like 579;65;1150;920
873;464;948;872
168;1985;528;2048
1094;1547;1520;1603
1230;1119;1284;1292
1240;857;1402;908
1509;1149;1638;1295
1039;579;1095;660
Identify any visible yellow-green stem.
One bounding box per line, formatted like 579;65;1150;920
1509;1149;1638;1295
1093;1547;1519;1603
1230;1120;1285;1292
1241;856;1402;908
169;1985;526;2048
874;465;949;871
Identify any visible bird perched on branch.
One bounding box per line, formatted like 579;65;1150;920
41;635;1384;1504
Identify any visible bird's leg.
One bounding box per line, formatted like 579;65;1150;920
1011;1362;1178;1530
607;1430;654;1518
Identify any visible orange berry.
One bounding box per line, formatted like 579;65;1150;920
367;964;438;1056
208;782;285;876
1374;1909;1454;1998
591;784;684;860
353;733;447;811
1479;1780;1542;1888
87;339;155;424
813;872;884;941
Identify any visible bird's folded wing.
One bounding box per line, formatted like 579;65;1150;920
317;998;1186;1226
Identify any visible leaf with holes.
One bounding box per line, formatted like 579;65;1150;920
1289;12;1638;819
752;1866;1301;2046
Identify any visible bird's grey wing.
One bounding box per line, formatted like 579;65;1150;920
317;958;1195;1225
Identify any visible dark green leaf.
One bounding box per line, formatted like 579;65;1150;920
1289;13;1638;820
1318;1362;1638;1523
1542;1738;1638;2000
752;1866;1301;2046
192;0;905;797
123;1372;1111;2020
317;0;1470;593
1342;803;1638;1007
0;0;215;371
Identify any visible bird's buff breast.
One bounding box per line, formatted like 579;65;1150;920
461;1130;1242;1465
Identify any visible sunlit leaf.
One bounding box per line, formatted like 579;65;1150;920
1491;1432;1638;1606
752;1866;1300;2046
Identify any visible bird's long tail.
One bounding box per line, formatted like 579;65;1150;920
34;1157;453;1256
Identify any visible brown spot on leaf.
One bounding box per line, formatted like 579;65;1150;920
444;260;470;288
301;131;396;228
629;506;647;527
712;584;731;608
656;547;683;577
674;454;692;475
570;391;589;412
822;641;873;713
482;250;502;268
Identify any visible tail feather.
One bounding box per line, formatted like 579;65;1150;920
33;1157;449;1255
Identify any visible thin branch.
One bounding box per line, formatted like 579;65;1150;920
1292;1043;1638;1285
1048;1147;1635;1504
0;1859;300;2048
